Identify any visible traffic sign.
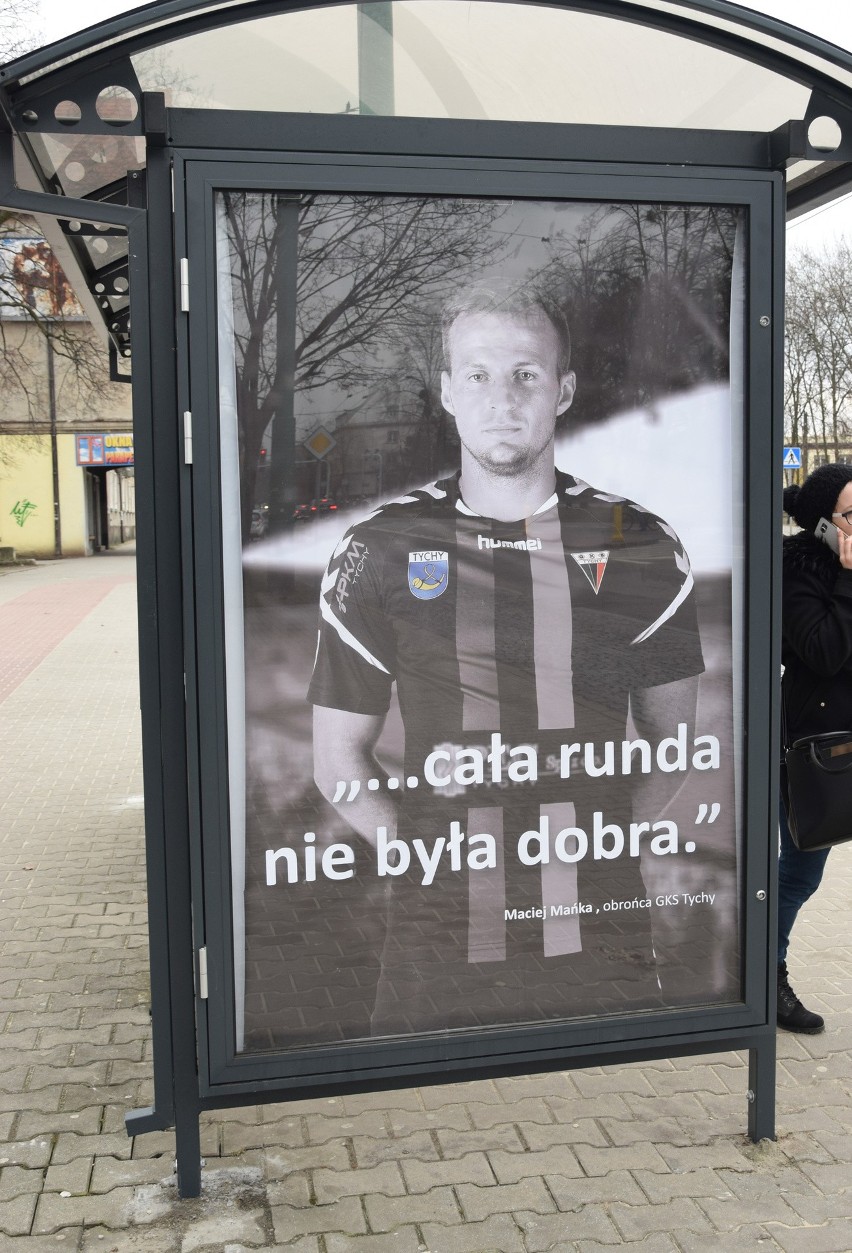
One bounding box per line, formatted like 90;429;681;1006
304;426;336;459
783;446;802;469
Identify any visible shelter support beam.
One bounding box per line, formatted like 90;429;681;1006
0;127;140;227
748;1035;777;1142
120;148;204;1197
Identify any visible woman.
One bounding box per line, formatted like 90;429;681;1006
779;462;852;1033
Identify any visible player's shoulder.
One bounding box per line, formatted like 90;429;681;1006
343;481;454;539
559;472;682;544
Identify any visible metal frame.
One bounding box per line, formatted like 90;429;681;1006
4;0;852;362
4;0;852;103
171;140;782;1170
0;0;812;1201
0;95;785;1194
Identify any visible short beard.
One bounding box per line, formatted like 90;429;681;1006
463;439;547;478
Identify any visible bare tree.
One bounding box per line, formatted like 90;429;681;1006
1;220;116;438
222;192;510;533
0;0;41;63
539;203;738;427
785;243;852;460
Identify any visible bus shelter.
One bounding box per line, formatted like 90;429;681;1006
4;0;852;1198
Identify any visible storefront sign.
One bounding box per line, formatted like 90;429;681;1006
76;433;134;466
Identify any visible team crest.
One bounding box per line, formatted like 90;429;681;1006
408;550;449;600
571;550;609;595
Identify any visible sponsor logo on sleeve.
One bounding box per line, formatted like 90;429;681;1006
334;540;369;613
408;550;449;600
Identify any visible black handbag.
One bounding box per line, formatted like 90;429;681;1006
782;728;852;851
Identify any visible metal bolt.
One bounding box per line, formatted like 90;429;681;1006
747;1089;755;1103
756;890;766;901
759;315;771;327
21;109;38;124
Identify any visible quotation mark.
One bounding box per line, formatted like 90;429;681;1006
332;776;417;802
695;803;721;824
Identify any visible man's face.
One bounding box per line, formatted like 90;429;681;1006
440;310;575;477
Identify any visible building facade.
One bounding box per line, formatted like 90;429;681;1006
0;222;134;559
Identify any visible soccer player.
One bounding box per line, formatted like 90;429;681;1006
308;283;704;1034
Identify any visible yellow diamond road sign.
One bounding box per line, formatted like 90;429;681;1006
304;427;336;459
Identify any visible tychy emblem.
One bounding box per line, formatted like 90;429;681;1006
408;549;449;600
571;550;609;595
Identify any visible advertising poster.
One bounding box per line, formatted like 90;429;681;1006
214;192;745;1053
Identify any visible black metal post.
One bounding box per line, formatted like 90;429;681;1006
46;334;61;558
357;2;394;117
748;1035;777;1141
121;150;203;1196
267;195;299;536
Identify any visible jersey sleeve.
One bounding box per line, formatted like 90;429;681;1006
628;518;705;690
307;521;396;715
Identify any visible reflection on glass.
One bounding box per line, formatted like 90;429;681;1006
134;1;808;127
29;131;144;200
216;190;746;1053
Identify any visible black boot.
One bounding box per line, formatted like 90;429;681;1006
777;962;824;1034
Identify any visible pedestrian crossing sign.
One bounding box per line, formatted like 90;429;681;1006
783;446;802;469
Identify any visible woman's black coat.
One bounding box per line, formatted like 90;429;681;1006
782;530;852;742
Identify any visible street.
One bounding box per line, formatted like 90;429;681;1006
0;553;850;1251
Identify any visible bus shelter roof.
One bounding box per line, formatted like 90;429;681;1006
3;0;852;366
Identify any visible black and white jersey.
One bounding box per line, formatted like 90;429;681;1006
307;470;705;1030
309;469;703;756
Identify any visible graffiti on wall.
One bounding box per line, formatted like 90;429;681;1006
10;499;38;527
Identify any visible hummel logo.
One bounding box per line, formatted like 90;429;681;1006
571;550;609;594
478;535;542;551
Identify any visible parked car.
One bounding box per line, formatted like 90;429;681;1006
294;497;338;521
250;506;269;540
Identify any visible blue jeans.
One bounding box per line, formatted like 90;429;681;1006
777;800;830;963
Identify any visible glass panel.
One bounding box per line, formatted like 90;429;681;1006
133;5;360;112
215;188;746;1053
132;1;810;126
644;0;852;93
28;131;144;199
80;234;128;271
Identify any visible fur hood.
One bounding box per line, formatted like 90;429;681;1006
783;529;841;587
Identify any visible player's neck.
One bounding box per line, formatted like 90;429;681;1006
458;459;557;523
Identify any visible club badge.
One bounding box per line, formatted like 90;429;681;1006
571;550;609;595
408;550;449;600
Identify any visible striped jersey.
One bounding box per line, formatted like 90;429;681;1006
308;470;705;1029
309;469;703;759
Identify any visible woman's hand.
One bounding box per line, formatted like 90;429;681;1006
838;528;852;569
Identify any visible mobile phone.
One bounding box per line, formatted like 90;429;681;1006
815;517;841;554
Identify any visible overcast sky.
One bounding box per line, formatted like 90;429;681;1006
20;0;852;248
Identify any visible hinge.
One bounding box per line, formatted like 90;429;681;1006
180;258;190;312
197;946;208;1000
183;410;193;464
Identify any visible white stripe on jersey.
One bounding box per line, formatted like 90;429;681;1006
319;595;390;674
564;477;592;496
331;531;355;561
532;491;559;515
631;568;695;645
361;483;447;524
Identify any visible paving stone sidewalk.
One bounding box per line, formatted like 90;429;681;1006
0;555;850;1252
